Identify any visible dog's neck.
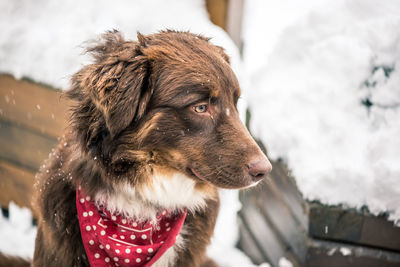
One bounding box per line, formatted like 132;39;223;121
94;171;215;223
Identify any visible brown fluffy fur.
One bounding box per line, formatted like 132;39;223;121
27;30;271;266
0;253;30;267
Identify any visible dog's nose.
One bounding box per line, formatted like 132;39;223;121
246;157;272;181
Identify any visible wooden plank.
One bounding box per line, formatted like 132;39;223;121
0;119;57;171
252;179;308;265
0;74;69;138
238;154;309;265
0;160;35;210
205;0;244;49
205;0;228;30
237;216;266;265
307;239;400;267
309;202;362;243
360;216;400;252
270;159;309;230
239;198;287;267
309;202;400;252
226;0;244;49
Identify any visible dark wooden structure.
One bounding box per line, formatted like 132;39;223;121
238;159;308;267
206;0;244;48
238;159;400;267
0;74;69;211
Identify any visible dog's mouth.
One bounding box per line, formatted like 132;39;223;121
186;161;269;189
188;167;252;189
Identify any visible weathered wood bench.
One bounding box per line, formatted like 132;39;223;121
238;158;400;267
0;74;68;211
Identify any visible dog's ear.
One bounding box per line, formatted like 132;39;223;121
69;31;152;143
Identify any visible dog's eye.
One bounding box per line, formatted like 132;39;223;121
193;104;208;113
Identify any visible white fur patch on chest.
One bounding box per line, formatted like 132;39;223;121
141;171;209;212
94;171;209;223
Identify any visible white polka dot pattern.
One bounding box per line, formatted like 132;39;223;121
76;186;187;266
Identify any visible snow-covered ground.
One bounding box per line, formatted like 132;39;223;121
0;203;37;258
243;0;400;223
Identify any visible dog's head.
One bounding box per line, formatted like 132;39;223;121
68;30;271;190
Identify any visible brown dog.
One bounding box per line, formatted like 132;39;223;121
25;30;271;267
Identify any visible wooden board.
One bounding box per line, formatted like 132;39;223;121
0;74;64;211
307;239;400;267
237;215;267;265
205;0;228;30
205;0;244;49
239;203;286;267
0;119;57;171
0;74;69;138
226;0;244;48
238;158;309;267
309;202;400;252
0;160;35;210
271;159;309;229
253;180;308;264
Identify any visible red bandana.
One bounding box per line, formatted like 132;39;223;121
76;186;187;267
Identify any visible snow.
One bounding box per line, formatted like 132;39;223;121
278;257;293;267
0;202;36;258
244;0;400;223
339;247;352;256
0;0;241;90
